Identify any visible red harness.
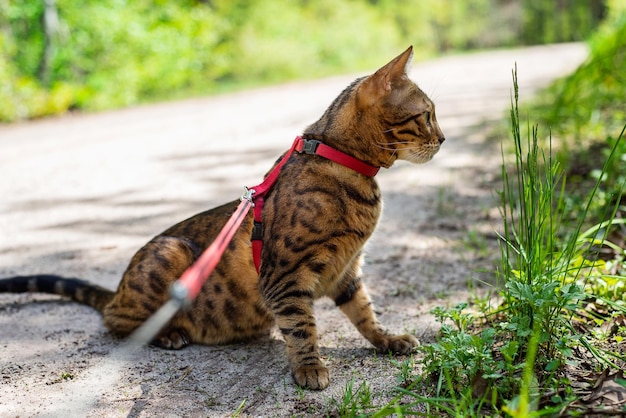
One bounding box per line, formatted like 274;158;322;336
131;135;380;345
246;136;380;273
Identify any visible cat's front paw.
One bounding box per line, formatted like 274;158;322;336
377;334;419;355
293;365;330;390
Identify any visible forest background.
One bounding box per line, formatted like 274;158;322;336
0;0;610;122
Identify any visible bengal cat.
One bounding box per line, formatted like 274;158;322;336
0;46;445;390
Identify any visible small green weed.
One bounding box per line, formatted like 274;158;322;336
231;399;246;417
328;378;374;418
391;356;417;388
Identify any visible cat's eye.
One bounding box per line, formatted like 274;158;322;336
424;112;432;128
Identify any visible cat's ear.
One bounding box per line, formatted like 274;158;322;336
358;46;414;106
375;45;413;92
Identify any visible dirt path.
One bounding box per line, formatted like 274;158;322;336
0;44;587;417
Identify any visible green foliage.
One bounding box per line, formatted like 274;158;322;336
0;0;608;122
498;71;590;364
64;0;227;109
328;378;375;417
528;4;626;212
520;8;626;336
376;71;625;417
222;0;404;83
496;71;623;415
1;0;227;119
520;0;606;44
4;0;45;78
360;6;626;418
0;0;66;120
531;10;626;146
417;305;519;416
525;8;626;306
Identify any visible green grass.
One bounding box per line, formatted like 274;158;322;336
360;68;626;418
335;11;626;418
330;379;375;417
378;13;626;416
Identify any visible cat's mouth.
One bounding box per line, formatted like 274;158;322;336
398;144;441;164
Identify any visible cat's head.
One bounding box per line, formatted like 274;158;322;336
356;46;445;167
306;46;445;169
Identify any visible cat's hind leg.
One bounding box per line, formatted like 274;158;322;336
102;235;199;349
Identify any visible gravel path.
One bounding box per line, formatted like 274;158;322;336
0;43;587;417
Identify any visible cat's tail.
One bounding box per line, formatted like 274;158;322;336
0;275;114;313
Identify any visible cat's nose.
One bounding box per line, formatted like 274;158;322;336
438;136;446;144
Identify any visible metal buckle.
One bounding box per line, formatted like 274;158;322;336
301;139;321;155
241;186;255;205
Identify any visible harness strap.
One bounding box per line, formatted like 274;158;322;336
248;136;379;273
129;136;379;345
294;138;380;177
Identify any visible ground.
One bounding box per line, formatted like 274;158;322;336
0;44;588;417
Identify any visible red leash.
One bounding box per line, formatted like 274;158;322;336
128;136;379;345
176;198;253;300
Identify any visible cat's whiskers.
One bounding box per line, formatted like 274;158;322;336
373;138;434;166
405;146;439;164
374;140;425;153
374;143;399;152
384;149;399;166
374;138;420;166
374;135;411;152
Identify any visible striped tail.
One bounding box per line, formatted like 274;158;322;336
0;275;114;313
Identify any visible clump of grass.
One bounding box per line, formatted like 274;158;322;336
497;67;592;374
373;70;625;417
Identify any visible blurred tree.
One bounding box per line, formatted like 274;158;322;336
5;0;45;78
521;0;607;44
40;0;59;84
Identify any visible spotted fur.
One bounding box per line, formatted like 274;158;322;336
0;46;445;389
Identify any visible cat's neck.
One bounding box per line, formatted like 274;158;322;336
295;136;379;177
302;127;395;170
